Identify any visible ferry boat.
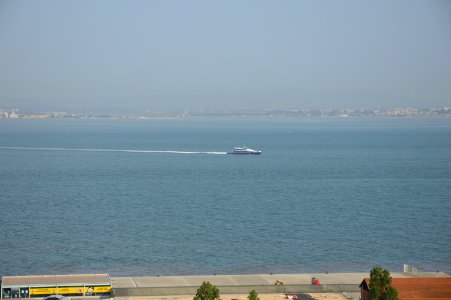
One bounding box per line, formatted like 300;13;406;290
227;146;262;155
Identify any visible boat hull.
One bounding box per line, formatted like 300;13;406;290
227;151;262;155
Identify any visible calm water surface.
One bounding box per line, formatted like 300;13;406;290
0;117;450;276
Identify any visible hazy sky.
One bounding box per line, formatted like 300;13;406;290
0;0;450;113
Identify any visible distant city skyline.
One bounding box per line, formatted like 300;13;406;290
2;105;450;119
1;0;450;113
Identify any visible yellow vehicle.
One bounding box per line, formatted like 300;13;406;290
1;274;112;298
29;285;111;296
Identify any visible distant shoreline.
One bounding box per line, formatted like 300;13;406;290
1;107;451;119
1;115;451;120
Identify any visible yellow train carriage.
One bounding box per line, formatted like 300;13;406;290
30;285;111;296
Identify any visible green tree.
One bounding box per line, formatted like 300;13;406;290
368;267;399;300
193;281;220;300
248;290;260;300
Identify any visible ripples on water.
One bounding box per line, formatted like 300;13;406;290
1;117;450;276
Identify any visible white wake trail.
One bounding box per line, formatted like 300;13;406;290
0;146;227;155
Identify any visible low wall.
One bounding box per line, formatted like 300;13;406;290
112;284;360;297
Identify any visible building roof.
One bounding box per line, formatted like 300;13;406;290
1;274;111;288
361;277;451;300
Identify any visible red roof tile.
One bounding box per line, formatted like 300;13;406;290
361;277;451;300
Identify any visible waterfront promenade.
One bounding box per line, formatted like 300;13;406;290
2;271;449;300
111;271;450;298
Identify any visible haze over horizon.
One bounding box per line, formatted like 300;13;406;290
1;0;450;114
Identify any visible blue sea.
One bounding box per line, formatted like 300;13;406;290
1;117;450;276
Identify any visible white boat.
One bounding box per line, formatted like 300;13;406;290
227;146;262;155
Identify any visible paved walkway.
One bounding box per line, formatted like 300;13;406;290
111;271;449;288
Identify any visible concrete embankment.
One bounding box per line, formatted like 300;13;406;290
111;271;449;297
